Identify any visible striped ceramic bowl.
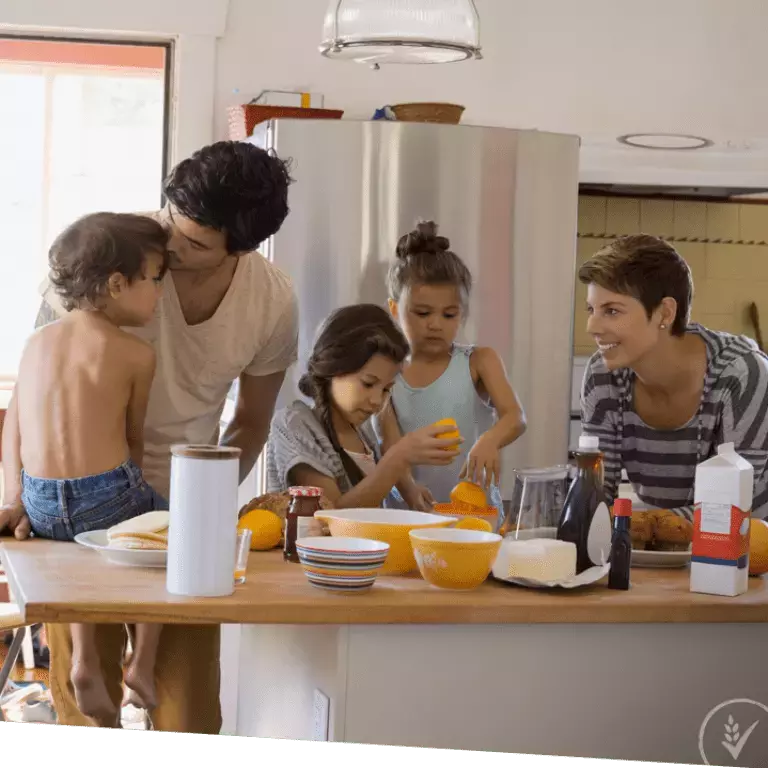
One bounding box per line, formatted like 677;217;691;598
296;536;390;592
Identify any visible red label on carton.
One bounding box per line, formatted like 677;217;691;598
692;502;750;563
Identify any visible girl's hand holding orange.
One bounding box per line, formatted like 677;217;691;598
394;424;463;467
460;433;501;489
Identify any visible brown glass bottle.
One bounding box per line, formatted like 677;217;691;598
283;486;323;563
608;498;632;590
556;435;612;574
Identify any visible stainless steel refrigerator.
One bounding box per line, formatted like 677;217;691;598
245;119;580;502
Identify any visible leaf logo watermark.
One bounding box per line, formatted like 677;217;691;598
699;699;768;766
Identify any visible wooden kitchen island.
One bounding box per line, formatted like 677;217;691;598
2;539;768;765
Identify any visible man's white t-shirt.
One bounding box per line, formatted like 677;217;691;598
39;252;298;499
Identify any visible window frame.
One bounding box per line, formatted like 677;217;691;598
0;0;227;165
1;33;172;186
0;36;173;379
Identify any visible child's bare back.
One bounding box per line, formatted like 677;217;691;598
17;312;155;481
2;212;170;726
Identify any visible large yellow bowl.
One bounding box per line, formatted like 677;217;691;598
314;509;456;575
409;528;502;590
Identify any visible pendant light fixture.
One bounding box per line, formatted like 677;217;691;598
320;0;482;69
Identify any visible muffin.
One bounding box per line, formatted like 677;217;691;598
630;511;654;551
653;510;693;552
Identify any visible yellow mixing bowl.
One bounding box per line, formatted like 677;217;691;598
314;508;456;575
409;528;502;590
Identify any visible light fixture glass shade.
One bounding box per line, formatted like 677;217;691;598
320;0;482;66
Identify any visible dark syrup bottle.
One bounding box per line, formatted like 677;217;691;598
608;497;632;590
556;434;613;574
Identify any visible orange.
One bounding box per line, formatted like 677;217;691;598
450;481;487;511
238;509;283;551
433;418;460;447
749;518;768;576
454;516;493;533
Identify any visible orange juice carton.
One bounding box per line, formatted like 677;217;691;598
690;442;753;597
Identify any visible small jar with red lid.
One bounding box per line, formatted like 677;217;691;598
284;486;324;563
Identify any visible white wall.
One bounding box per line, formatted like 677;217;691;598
215;0;768;144
6;1;768;159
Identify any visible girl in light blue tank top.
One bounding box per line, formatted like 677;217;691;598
381;221;527;522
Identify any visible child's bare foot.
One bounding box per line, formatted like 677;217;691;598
123;657;157;712
71;658;118;726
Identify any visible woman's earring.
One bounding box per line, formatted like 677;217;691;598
660;324;667;330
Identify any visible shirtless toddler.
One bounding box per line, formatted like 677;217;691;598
0;212;170;726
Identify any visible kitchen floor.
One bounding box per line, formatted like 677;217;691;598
0;635;147;728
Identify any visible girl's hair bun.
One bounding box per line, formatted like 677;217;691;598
395;220;450;260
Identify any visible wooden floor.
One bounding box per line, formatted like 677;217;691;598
1;633;150;729
0;635;50;687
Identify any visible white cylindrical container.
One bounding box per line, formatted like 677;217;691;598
166;444;242;597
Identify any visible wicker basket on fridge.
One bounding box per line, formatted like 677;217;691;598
390;102;465;124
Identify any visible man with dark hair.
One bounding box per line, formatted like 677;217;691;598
6;140;299;734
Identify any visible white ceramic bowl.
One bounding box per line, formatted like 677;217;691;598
296;536;390;555
296;536;389;563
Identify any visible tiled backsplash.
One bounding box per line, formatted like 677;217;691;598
573;196;768;356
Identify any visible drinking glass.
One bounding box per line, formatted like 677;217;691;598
234;529;252;585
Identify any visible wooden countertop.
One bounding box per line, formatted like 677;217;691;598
2;539;768;625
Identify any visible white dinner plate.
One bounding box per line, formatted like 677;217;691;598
74;530;167;569
631;547;691;569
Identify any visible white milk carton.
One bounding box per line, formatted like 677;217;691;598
690;442;753;597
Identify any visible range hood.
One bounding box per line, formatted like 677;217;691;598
579;136;768;200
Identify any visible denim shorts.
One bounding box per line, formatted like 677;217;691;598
21;460;168;542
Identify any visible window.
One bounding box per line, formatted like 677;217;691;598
0;36;171;377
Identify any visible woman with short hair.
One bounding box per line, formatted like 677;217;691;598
579;234;768;520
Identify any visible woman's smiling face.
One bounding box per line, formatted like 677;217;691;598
585;283;672;370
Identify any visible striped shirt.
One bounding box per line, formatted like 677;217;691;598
581;323;768;521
